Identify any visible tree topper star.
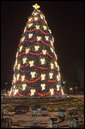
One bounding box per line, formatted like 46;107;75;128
33;3;40;10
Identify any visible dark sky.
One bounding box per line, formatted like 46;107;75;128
1;1;84;89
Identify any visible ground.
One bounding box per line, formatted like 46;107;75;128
1;95;84;128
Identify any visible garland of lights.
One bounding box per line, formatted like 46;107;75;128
17;51;56;60
17;90;62;97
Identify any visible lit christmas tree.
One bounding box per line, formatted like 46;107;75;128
8;3;64;97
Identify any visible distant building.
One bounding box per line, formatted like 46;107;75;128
31;108;38;116
47;118;57;128
31;120;40;128
57;109;66;119
1;118;12;128
41;108;48;116
15;106;29;114
68;117;79;128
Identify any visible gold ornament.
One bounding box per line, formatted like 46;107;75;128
32;3;40;10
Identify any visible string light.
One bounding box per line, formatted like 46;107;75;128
48;29;51;33
28;23;33;28
34;17;38;21
30;71;36;78
41;74;45;80
21;75;25;81
13;89;18;96
49;72;53;79
28;17;33;22
40;58;46;65
17;74;20;80
34;46;40;51
29;60;34;67
41;83;45;90
37;36;42;41
24;27;26;33
57;73;61;81
18;63;21;70
50;88;54;95
56;84;60;91
50;63;54;69
22;84;27;90
30;89;36;96
25;48;30;54
43;25;47;30
19;46;23;52
28;33;33;38
45;36;49;41
22;57;27;64
42;49;47;55
20;37;25;42
35;25;40;29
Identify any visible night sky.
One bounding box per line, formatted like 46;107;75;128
1;1;84;90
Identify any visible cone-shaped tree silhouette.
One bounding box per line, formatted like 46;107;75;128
8;3;64;97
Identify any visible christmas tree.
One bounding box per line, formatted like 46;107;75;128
8;3;64;97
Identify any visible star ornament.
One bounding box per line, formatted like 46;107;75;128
32;3;40;10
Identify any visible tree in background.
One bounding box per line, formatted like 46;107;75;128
8;3;64;97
